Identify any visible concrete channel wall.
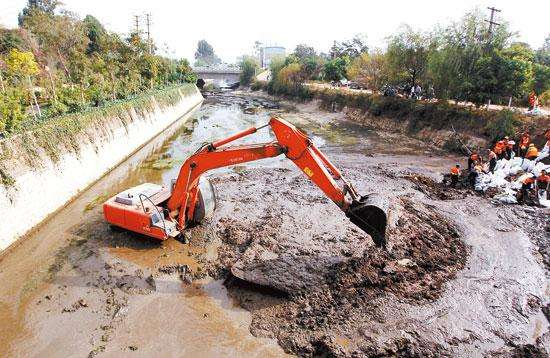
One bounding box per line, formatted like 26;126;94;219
0;86;203;251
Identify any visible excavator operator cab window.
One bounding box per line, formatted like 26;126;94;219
150;212;161;225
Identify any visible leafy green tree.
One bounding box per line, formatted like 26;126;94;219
83;15;106;55
18;0;60;25
534;35;549;66
469;49;532;104
347;51;388;89
293;44;316;61
533;63;550;94
194;40;220;66
386;25;429;87
175;59;196;83
0;28;27;54
323;56;349;81
239;56;258;86
329;35;368;59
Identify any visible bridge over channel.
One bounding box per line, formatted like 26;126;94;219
193;67;241;86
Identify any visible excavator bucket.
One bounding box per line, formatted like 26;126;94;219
346;194;389;247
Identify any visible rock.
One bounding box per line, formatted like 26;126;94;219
397;259;417;268
231;236;370;294
145;275;156;290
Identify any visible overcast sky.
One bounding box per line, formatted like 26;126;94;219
1;0;549;63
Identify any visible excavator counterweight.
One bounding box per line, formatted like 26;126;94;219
103;117;389;246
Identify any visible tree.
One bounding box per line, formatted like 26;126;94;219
175;58;196;83
323;57;349;81
535;34;550;66
194;39;220;66
5;48;39;80
83;15;106;55
239;56;258;86
386;26;429;87
347;51;388;89
18;0;60;25
0;28;26;54
293;44;316;61
329;34;368;59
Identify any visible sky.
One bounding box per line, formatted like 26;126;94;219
1;0;549;63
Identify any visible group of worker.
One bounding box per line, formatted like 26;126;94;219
448;129;550;203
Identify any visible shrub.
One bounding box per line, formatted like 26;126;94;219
0;89;27;134
47;101;69;117
540;90;550;107
485;110;519;141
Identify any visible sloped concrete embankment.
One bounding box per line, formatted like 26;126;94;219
0;86;203;251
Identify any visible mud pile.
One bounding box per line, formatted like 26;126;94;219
403;174;469;200
207;168;468;356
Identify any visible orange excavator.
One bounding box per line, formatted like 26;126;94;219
103;117;389;246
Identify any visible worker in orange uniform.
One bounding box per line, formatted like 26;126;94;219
528;91;536;110
450;164;460;188
494;139;506;160
468;151;481;171
488;149;497;173
525;143;538;160
517;175;536;204
536;169;549;201
518;132;530;158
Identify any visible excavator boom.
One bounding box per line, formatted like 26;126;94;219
103;117;388;246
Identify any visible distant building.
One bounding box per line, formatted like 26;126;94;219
260;46;285;68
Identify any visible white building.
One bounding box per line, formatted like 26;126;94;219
260;46;286;68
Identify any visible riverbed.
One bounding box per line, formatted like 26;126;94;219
0;91;547;357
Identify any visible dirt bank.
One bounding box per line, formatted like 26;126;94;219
0;92;547;357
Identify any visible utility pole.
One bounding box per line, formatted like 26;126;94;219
133;15;140;35
485;7;501;40
145;13;152;54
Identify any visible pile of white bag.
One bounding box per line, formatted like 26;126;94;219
474;144;550;207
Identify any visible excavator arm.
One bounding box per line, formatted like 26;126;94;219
165;117;388;246
104;117;388;246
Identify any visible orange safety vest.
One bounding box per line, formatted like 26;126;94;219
520;135;530;149
526;146;538;159
494;140;505;154
522;177;535;185
529;93;536;106
450;167;460;175
537;174;550;184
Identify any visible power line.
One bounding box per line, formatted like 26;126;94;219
485;6;501;39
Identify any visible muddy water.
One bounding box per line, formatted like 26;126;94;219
0;94;299;357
